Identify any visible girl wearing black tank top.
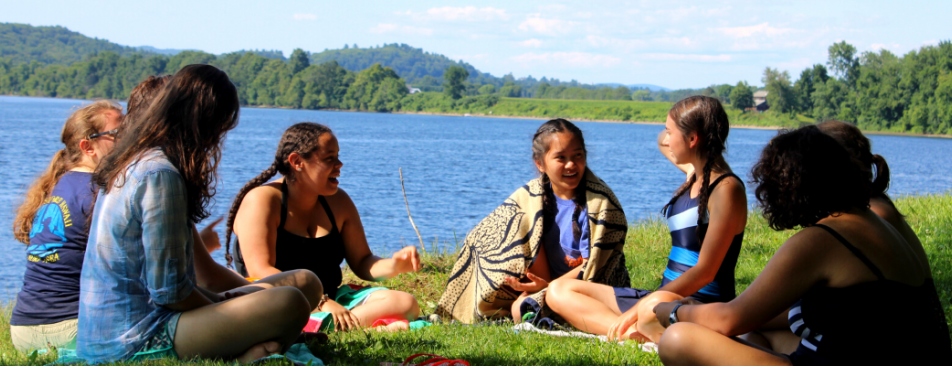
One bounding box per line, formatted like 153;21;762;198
545;96;747;343
650;126;950;366
226;123;421;332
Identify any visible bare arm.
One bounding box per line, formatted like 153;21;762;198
192;225;250;292
232;185;284;279
336;189;419;281
658;176;747;297
667;229;830;335
162;286;214;312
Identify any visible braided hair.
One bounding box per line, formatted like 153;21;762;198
531;118;589;242
224;122;334;266
661;96;730;241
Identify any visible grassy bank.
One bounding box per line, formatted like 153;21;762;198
397;93;814;129
3;193;950;365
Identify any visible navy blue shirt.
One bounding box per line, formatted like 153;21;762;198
543;194;590;279
11;171;94;325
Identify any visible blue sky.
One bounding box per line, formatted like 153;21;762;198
1;0;948;89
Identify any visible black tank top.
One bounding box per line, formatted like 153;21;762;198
787;224;951;365
234;181;347;297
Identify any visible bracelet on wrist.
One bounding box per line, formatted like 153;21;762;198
317;294;329;310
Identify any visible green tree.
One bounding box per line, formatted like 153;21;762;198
632;89;651;101
828;41;859;86
289;48;310;74
729;81;754;111
763;67;796;113
442;65;469;100
793;64;829;114
478;84;495;95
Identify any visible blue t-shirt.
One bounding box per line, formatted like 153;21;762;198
542;194;590;279
11;171;94;326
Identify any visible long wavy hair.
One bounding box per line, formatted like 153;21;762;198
224;122;334;266
93;64;239;224
13;100;122;244
126;75;171;119
532;118;589;242
661;96;731;239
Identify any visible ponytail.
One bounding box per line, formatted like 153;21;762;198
13;150;72;243
870;154;890;196
225;163;279;266
13;100;120;244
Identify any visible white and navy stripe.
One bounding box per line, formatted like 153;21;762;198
789;301;824;352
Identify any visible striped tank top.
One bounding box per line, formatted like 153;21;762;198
661;174;744;303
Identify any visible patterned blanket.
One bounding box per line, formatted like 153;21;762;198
437;170;630;323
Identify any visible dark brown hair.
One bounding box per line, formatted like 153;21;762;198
751;125;870;230
224;122;334;266
13;100;121;243
93;64;240;224
532;118;588;242
661;96;731;233
126;75;171;119
816;120;890;196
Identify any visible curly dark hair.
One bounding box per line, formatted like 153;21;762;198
225;122;334;266
751;125;870;230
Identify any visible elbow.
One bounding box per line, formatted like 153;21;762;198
707;305;752;336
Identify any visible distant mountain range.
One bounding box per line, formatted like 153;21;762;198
0;22;670;91
596;83;671;92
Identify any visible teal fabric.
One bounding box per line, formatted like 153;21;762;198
310;285;387;331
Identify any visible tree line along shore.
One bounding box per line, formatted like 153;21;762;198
3;193;950;366
1;22;950;134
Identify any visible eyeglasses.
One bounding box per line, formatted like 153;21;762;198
88;129;118;140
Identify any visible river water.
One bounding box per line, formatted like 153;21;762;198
1;95;950;299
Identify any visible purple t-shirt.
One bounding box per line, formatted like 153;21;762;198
542;194;590;279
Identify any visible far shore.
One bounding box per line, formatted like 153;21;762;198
3;94;950;138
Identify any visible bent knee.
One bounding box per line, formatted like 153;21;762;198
269;287;311;319
658;323;697;363
392;291;420;316
546;278;575;310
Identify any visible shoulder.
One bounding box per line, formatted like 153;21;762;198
240;182;283;212
708;173;746;207
323;188;358;219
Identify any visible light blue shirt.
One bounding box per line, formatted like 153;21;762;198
78;149;195;363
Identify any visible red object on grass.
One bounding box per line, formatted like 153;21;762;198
400;353;470;366
371;318;410;328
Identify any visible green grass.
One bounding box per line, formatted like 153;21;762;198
400;93;815;130
3;193;950;365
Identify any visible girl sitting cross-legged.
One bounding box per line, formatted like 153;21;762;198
436;118;631;325
650;125;951;366
78;65;312;364
226;122;421;332
544;96;748;342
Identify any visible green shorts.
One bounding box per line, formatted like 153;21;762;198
311;285;386;331
130;313;181;361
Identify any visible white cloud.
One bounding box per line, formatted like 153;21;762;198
586;35;647;50
402;6;509;22
292;13;317;21
715;22;796;38
655;6;698;21
369;23;433;36
518;39;543;48
641;53;732;62
518;17;573;36
923;40;939;46
510;52;621;68
778;58;814;70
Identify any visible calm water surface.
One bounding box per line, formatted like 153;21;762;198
1;95;950;299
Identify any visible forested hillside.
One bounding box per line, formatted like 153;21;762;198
0;23;141;65
1;23;950;134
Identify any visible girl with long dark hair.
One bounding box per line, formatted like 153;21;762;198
77;65;311;363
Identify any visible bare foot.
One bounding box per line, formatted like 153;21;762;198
236;341;282;364
375;321;410;332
